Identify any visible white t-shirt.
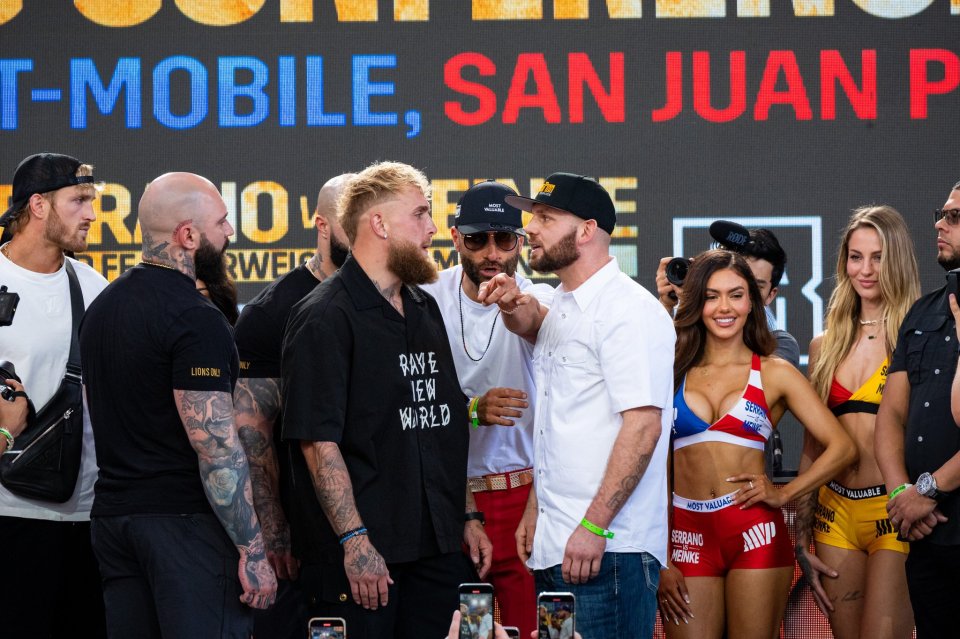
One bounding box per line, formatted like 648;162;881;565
528;257;675;569
0;251;108;521
421;265;553;477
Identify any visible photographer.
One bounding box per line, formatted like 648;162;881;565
656;226;800;368
0;153;108;637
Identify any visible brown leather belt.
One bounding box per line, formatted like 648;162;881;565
468;468;534;493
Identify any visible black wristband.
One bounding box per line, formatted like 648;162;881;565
465;511;485;525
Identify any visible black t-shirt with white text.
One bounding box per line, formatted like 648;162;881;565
80;264;239;517
282;256;468;564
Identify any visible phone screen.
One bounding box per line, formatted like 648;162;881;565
459;583;495;639
537;592;575;639
308;617;346;639
503;626;520;639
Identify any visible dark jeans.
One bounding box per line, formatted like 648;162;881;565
534;551;660;639
91;513;252;639
301;551;471;639
0;516;106;639
906;539;960;639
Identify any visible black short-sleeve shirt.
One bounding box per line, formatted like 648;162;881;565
234;264;326;559
236;265;318;379
282;256;468;564
889;284;960;543
80;264;239;517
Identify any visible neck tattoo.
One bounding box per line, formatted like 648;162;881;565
459;272;500;362
306;253;326;281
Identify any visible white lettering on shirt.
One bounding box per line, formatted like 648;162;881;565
397;351;449;430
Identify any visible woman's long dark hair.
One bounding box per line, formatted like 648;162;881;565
673;249;776;388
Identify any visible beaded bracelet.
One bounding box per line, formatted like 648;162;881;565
338;527;368;545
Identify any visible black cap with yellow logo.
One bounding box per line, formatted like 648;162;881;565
505;172;616;234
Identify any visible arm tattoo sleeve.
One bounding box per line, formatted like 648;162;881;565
234;377;289;553
174;389;267;560
302;441;364;535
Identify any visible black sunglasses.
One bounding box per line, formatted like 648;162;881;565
462;231;519;252
935;208;960;225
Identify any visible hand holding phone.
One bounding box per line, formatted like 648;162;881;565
503;626;520;638
307;617;346;639
459;583;495;639
537;592;575;639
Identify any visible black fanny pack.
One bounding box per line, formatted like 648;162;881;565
0;260;85;503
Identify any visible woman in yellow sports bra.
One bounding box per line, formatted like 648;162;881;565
800;205;920;639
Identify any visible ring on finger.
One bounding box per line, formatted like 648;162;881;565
748;480;754;489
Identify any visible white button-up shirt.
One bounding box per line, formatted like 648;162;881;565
528;257;675;569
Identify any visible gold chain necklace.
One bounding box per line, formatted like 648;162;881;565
139;259;179;271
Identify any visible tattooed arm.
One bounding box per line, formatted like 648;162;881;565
234;377;298;580
174;389;278;609
562;406;661;585
302;440;393;610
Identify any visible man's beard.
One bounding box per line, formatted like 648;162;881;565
330;233;350;268
44;202;88;253
938;250;960;271
528;228;579;273
387;238;438;285
196;235;239;324
461;252;520;288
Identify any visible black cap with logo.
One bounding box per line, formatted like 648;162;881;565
454;180;526;236
505;172;616;234
0;153;96;227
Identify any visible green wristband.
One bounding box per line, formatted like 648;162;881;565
889;483;913;500
0;427;12;449
469;397;481;429
580;517;614;539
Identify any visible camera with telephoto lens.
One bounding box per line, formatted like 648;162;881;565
665;220;754;287
0;360;20;402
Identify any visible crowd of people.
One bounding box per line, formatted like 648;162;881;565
1;151;959;639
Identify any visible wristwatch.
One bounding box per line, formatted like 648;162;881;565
915;472;944;500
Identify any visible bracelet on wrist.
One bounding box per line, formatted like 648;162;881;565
0;427;14;450
338;526;368;545
889;483;913;500
465;511;485;525
580;517;614;539
469;396;481;429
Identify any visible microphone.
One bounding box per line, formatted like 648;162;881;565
709;220;752;254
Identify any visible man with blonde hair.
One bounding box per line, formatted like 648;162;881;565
283;161;480;637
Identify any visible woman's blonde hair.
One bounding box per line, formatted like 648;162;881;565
809;205;920;400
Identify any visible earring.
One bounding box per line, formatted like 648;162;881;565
383;233;388;239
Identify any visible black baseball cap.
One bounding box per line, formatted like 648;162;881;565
505;172;616;234
454;180;526;236
0;153;96;227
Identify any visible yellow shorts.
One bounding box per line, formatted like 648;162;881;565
812;481;909;555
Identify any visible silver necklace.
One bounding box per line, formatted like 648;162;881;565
458;272;500;362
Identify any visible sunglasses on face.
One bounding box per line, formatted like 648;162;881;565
935;208;960;225
462;231;519;252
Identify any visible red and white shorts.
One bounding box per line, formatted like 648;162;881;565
669;491;793;577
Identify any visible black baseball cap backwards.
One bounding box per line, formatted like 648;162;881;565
505;172;616;234
454;180;526;236
0;153;95;227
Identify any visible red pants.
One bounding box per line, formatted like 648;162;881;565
473;481;535;638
